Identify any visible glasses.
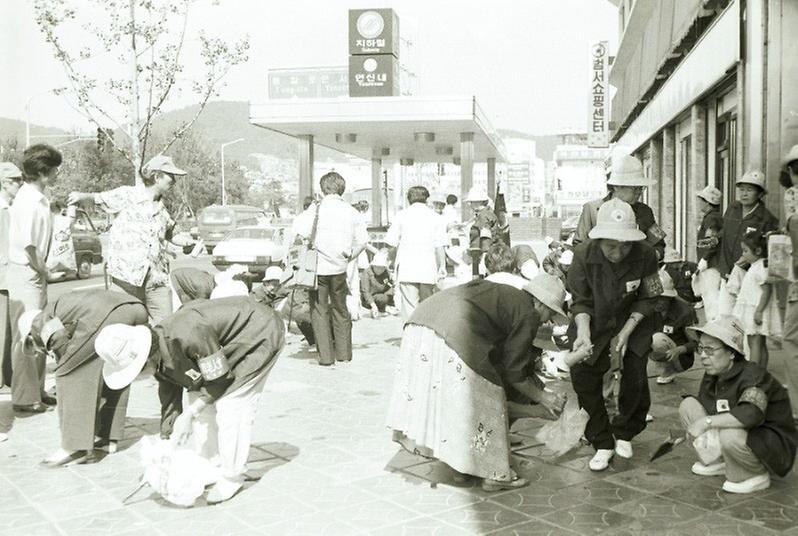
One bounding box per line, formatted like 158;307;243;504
697;344;724;356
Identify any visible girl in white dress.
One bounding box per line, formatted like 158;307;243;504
733;230;781;368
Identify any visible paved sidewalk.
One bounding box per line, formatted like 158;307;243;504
1;314;797;535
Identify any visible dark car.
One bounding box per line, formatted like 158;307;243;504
48;209;104;282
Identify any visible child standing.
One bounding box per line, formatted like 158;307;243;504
733;230;781;367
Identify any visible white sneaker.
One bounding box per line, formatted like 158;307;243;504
722;473;770;494
691;461;726;476
589;449;614;471
656;374;676;385
615;439;633;459
645;413;654;423
0;432;7;442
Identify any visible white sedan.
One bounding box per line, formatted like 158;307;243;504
211;226;288;278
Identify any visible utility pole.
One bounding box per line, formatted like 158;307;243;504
129;0;141;185
220;138;244;205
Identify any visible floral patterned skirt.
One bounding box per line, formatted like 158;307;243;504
386;325;512;481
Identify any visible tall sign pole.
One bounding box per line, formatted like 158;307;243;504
129;0;141;185
587;41;610;148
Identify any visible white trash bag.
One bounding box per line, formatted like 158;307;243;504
138;434;218;507
693;428;722;465
46;213;76;273
534;398;590;457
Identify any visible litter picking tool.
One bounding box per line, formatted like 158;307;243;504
650;430;686;461
122;476;148;505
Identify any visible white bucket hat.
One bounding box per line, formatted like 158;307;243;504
686;315;745;355
0;162;22;181
144;154;187;176
650;332;677;362
607;155;656;187
662;247;682;264
210;281;249;299
559;250;573;266
429;192;447;205
263;265;284;281
465;186;489;203
371;250;390;268
783;144;798;168
696;185;722;206
96;324;152;389
533;323;559;352
659;269;678;297
737;170;767;193
588;198;646;242
524;273;568;324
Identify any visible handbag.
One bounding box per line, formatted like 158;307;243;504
288;201;320;289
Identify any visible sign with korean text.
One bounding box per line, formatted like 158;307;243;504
587;41;609;148
268;68;348;99
349;55;399;97
349;9;400;56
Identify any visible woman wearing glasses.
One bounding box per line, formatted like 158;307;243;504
679;315;797;494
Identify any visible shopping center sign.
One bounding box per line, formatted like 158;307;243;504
587;41;609;148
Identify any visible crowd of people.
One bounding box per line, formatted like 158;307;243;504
1;142;798;505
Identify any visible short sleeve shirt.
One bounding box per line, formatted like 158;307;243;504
8;183;52;265
96;185;174;287
385;203;448;284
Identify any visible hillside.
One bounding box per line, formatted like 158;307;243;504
0;117;70;146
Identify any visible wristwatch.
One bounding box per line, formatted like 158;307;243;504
705;416;713;427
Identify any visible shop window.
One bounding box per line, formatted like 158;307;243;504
716;113;737;211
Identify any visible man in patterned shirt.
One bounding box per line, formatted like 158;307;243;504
68;155;193;323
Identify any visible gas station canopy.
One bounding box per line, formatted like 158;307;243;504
249;95;506;163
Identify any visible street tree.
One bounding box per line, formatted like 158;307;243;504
33;0;249;184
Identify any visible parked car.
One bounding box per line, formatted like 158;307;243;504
48;209;103;282
560;215;580;241
198;205;269;252
211;226;288;279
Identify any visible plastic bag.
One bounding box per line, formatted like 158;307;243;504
139;434;218;507
692;428;722;465
46;214;76;272
534;398;590;457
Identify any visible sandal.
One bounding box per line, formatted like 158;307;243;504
40;450;90;468
481;473;529;492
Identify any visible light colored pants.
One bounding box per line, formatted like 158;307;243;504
679;397;765;482
345;262;361;319
188;359;275;487
7;263;47;406
112;277;172;325
781;297;798;416
398;282;434;321
717;278;737;318
696;268;721;321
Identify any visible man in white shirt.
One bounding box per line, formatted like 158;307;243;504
385;186;448;320
8;144;61;412
294;172;368;365
442;194;460;230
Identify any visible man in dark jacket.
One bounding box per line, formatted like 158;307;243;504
574;155;666;260
360;251;396;317
649;270;698;385
19;290;148;466
95;296;285;504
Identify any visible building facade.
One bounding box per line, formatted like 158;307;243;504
607;0;798;260
553;132;610;219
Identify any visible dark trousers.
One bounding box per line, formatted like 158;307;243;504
0;290;11;387
310;273;352;365
291;304;316;346
368;290;395;312
570;346;650;450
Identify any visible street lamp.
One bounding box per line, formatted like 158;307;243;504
220;138;244;206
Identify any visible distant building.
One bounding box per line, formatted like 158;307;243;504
552;132;609;218
606;0;798;259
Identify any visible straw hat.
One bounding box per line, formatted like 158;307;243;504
650;332;677;362
524;273;568;324
533;323;559;352
686;315;745;355
96;324;152;389
144;154;187;176
737;170;767;193
606;155;656;187
659;269;678;297
465;186;489;203
696;185;722;206
519;259;540;280
587;198;646;242
0;162;22;180
371;250;390;268
782;144;798;168
662;247;682;264
210;281;249;299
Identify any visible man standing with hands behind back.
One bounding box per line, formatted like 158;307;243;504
294;172;368;366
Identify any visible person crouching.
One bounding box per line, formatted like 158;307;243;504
18;290;148;467
94;295;285;504
649;269;699;385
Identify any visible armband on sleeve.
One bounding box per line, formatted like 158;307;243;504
646;223;666;244
197;350;231;381
639;273;664;298
739;386;768;414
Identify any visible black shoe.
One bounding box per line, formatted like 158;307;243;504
41;395;57;406
13;402;50;414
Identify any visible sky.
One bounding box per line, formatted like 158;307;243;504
1;0;618;136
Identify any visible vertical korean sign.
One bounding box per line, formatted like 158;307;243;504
587;41;609;148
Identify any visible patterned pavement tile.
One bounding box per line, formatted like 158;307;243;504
383;448;430;471
490;519;581;536
261;511;361;535
40;490;123;522
328;499;420;532
280;482;380;512
386;485;482;516
55;507;151;535
717;497;798;532
540;502;638;535
379;516;473;535
603;466;693;495
0;522;64;536
433;501;532;535
225;493;316;527
156;510;251;535
513;458;596;490
487;485;584;517
401;460;479;489
659;481;750;511
351;472;433;498
0;485;29;510
609;495;706;531
667;512;779;536
557;479;642;508
0;506;50;532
